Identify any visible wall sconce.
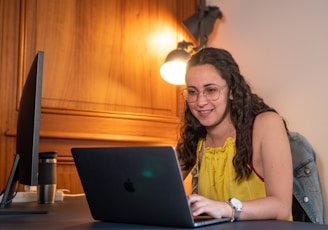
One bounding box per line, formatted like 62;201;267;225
160;41;193;85
160;0;223;85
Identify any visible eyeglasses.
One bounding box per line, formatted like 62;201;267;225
182;85;227;103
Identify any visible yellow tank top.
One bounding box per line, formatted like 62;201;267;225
191;138;292;221
192;138;265;201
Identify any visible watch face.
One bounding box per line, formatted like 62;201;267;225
231;198;243;209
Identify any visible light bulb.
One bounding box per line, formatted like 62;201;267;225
160;60;186;85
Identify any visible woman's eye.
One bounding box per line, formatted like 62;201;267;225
205;87;218;94
188;90;198;95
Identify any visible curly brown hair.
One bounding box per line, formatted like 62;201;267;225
176;47;288;181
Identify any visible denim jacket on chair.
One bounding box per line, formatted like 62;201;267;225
289;132;327;224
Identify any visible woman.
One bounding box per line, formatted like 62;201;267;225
176;47;293;221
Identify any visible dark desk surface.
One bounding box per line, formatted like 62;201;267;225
0;198;328;230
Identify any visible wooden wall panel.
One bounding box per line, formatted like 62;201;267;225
18;0;197;143
0;0;22;193
24;0;179;115
0;0;198;194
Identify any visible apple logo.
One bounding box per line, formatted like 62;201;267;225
124;179;136;192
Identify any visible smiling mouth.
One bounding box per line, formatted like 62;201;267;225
199;110;212;114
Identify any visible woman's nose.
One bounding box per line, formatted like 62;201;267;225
196;92;208;106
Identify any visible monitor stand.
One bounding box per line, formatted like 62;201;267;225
0;154;47;215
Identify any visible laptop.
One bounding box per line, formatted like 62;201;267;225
71;146;230;227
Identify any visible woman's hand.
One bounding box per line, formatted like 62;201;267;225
188;194;232;219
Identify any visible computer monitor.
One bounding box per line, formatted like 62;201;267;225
0;51;45;213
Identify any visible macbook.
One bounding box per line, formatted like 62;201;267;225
71;146;230;227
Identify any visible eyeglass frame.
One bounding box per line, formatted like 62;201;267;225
182;84;227;103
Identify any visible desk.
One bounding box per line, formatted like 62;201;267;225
0;198;327;230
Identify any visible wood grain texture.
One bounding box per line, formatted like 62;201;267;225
25;0;178;115
0;0;198;193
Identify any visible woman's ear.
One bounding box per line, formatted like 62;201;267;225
229;89;233;100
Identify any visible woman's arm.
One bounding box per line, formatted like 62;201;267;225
241;111;293;220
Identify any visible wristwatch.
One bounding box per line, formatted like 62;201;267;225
227;198;243;222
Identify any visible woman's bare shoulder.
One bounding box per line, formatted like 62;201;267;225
254;111;286;131
253;111;288;143
255;111;283;122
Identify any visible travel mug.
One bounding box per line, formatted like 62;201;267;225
38;151;57;204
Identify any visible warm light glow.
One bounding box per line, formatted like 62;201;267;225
160;60;186;85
